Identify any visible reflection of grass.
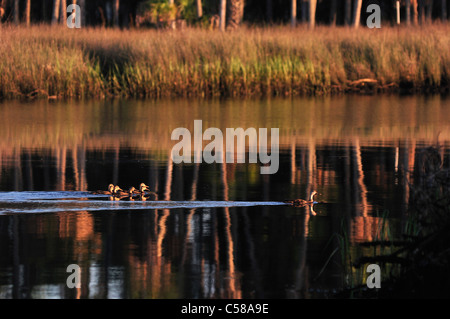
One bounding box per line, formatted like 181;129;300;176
1;24;449;99
1;97;449;153
335;146;450;298
326;211;408;298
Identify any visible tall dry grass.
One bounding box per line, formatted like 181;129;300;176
0;24;449;99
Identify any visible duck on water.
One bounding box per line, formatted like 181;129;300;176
91;183;153;198
284;191;319;207
91;185;319;206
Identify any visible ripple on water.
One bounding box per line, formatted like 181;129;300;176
0;191;286;214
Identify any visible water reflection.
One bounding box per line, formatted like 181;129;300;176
0;95;449;298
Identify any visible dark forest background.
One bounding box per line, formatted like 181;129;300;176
0;0;448;28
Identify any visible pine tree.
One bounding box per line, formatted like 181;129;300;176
25;0;30;26
52;0;60;25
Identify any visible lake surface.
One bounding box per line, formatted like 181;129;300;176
0;95;449;298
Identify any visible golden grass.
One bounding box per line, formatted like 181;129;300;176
0;23;449;99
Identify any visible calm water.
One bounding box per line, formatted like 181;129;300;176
0;95;449;299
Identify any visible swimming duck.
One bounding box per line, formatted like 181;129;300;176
117;187;141;200
284;191;318;206
138;183;151;193
136;183;158;197
114;186;138;197
91;184;115;195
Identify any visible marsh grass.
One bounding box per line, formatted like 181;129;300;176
1;24;450;99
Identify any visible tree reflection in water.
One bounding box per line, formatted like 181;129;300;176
0;96;449;298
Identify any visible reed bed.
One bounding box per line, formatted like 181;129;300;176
0;24;449;99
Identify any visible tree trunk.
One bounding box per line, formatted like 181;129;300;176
345;0;352;25
25;0;31;26
227;0;244;29
60;0;67;25
113;0;119;27
309;0;316;28
291;0;297;27
352;0;363;28
330;0;338;26
168;0;176;29
396;0;401;24
52;0;60;25
412;0;419;24
196;0;203;19
219;0;226;31
406;0;411;25
14;0;19;25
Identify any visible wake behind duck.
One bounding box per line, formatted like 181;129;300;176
0;184;323;214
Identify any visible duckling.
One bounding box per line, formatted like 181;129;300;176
114;186;138;197
117;187;141;200
91;184;115;195
284;191;318;207
138;183;151;193
128;186;138;194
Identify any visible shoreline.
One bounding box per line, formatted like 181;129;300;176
1;25;449;100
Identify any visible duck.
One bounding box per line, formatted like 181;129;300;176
128;187;138;194
117;187;142;200
91;184;115;195
137;183;151;193
284;191;319;206
131;183;158;200
137;183;158;197
114;186;138;197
